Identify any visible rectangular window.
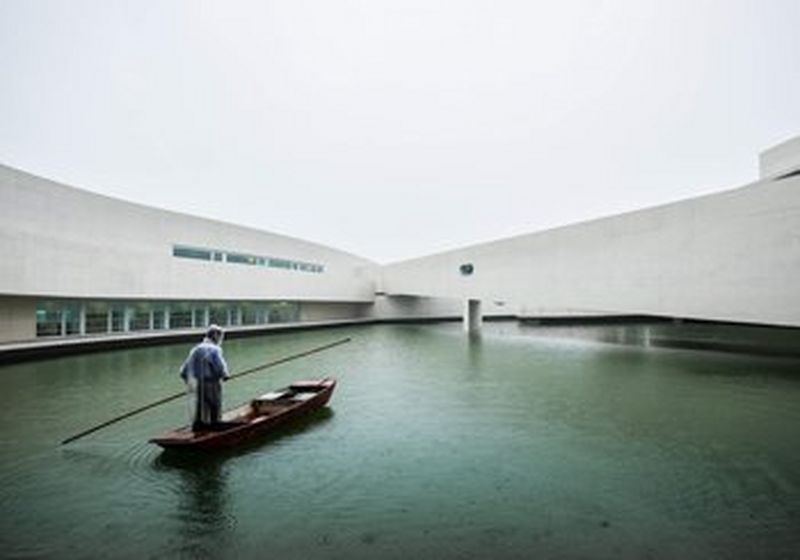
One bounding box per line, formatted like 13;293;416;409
267;302;300;323
241;303;267;325
62;303;81;335
36;301;80;336
209;304;229;326
170;303;193;329
228;305;241;326
173;246;212;261
226;252;258;265
269;258;292;269
192;307;207;328
241;304;255;325
85;302;110;334
36;304;62;337
153;307;166;330
110;307;125;332
129;304;152;331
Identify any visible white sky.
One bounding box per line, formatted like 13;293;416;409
1;1;799;263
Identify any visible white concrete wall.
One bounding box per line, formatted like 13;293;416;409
760;135;800;179
370;295;462;320
0;296;36;342
0;164;377;303
367;295;513;320
381;174;800;328
299;301;372;322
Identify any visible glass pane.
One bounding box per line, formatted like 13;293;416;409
110;307;125;332
228;305;240;326
63;304;81;335
209;304;228;326
36;303;62;337
268;302;299;323
85;302;109;334
241;303;260;325
226;252;258;265
130;304;152;331
170;303;192;329
173;246;212;261
268;258;292;270
153;308;166;330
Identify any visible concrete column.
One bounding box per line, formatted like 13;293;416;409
148;309;155;330
203;306;210;327
107;307;113;333
236;306;243;326
123;307;132;332
164;305;171;330
463;299;482;333
60;308;67;337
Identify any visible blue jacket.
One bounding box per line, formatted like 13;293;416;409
180;339;229;383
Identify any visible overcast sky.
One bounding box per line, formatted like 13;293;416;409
1;1;799;263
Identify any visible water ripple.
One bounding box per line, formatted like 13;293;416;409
1;323;799;559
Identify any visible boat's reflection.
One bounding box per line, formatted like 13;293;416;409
151;407;335;555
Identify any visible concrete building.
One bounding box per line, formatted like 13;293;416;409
382;138;800;329
0;163;380;344
1;136;799;353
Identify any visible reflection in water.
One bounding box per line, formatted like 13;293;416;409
152;408;335;557
2;324;799;559
518;319;800;357
466;333;484;379
155;452;233;557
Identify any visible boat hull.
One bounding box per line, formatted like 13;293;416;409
150;378;336;450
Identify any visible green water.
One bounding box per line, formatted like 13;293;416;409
1;323;798;559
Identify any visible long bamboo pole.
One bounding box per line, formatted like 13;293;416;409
60;337;351;445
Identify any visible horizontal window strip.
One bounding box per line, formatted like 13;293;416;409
35;300;301;337
172;245;324;273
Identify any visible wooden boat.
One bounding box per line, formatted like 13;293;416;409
150;378;336;450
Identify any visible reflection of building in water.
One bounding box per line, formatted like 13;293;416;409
2;136;799;352
517;320;800;357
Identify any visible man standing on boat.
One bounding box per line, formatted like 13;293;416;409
180;324;230;431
